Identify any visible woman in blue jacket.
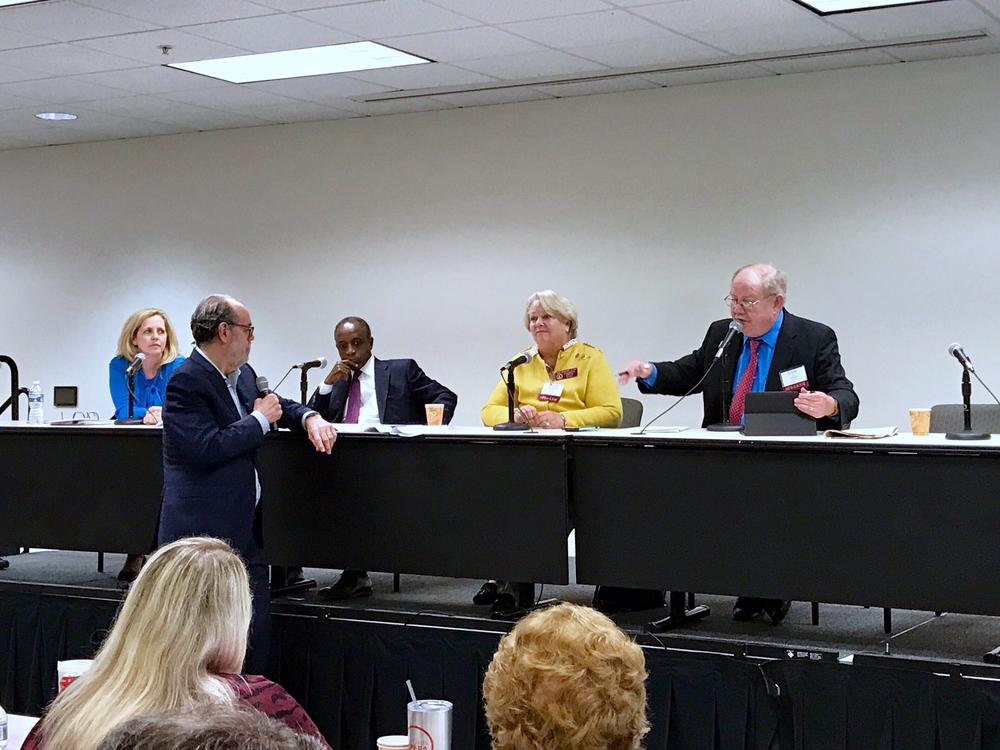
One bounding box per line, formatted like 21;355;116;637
109;307;184;580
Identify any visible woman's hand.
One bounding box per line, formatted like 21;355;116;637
143;406;163;425
514;404;538;424
533;411;567;429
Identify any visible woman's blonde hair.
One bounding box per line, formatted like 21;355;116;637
38;537;253;750
523;290;578;339
115;308;180;367
483;603;649;750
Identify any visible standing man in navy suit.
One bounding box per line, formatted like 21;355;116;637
160;294;337;672
308;316;457;600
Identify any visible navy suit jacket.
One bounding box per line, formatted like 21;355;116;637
159;349;311;557
640;310;859;430
308;357;457;425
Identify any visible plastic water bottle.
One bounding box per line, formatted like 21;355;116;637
0;698;8;750
27;381;44;424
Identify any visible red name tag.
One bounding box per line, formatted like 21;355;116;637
554;368;578;381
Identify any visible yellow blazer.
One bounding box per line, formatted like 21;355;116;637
481;341;623;428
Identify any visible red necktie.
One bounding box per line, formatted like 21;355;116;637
729;338;762;424
345;375;361;424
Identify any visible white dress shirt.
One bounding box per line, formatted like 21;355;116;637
317;353;380;425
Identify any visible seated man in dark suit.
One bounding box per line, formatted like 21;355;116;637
308;316;457;600
619;263;859;625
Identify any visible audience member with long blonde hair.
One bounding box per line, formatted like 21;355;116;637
22;537;330;750
483;603;649;750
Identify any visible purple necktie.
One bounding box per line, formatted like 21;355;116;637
345;375;361;424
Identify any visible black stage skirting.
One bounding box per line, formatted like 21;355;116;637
4;587;1000;750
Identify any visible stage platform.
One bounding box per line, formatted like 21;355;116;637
3;551;1000;750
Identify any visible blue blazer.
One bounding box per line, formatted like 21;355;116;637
159;349;311;557
109;354;185;420
308;357;457;425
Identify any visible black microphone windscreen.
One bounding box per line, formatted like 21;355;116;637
255;376;270;394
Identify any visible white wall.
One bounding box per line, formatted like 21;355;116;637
2;53;999;426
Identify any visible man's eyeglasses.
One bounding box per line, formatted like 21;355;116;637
226;322;255;337
724;294;774;311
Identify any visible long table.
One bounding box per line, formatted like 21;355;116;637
2;424;1000;616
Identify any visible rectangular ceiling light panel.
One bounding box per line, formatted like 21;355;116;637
167;41;430;83
794;0;948;14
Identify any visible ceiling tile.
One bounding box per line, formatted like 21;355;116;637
0;1;161;42
298;0;476;39
77;29;251;64
690;22;858;56
426;0;613;24
500;9;672;48
0;25;56;50
73;65;232;94
385;26;548;62
0;75;126;103
244;99;359;121
0;88;41;109
825;0;996;41
454;49;609;80
347;61;499;89
972;0;1000;18
628;0;821;34
432;86;555;106
0;62;47;84
757;48;898;74
888;33;1000;60
534;72;661;96
162;85;307;112
0;43;141;76
73;94;227;125
247;0;370;11
643;62;774;86
245;73;393;101
76;0;273;27
182;13;357;52
566;31;722;67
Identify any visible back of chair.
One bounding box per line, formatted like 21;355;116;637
620;397;643;429
929;404;1000;434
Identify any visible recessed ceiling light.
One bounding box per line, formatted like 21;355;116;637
793;0;947;14
166;41;431;84
35;112;78;121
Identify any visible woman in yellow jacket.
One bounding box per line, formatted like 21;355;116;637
477;290;622;612
481;290;622;430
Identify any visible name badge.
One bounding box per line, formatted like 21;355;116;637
554;368;578;381
780;365;809;391
538;381;564;403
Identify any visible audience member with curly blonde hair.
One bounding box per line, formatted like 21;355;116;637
483;603;649;750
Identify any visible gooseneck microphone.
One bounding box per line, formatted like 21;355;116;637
504;350;535;369
294;357;327;370
125;352;146;377
948;343;975;373
713;321;743;360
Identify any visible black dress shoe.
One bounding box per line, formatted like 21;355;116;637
764;599;792;625
732;597;764;622
473;581;499;605
317;571;372;601
491;592;517;613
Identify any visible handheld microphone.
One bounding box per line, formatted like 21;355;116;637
713;321;743;360
125;352;146;377
503;350;535;369
255;375;277;431
948;343;975;373
294;357;327;370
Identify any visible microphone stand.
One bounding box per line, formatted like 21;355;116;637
494;365;529;431
946;368;988;440
0;354;28;421
114;369;144;425
706;345;742;432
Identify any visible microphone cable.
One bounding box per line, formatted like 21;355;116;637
638;357;722;434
